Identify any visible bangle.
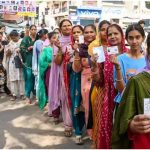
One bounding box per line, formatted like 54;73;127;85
116;79;123;82
116;66;121;70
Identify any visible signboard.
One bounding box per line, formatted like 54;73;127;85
77;7;102;18
69;6;78;20
0;0;36;17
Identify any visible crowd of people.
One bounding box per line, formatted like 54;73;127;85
0;19;150;148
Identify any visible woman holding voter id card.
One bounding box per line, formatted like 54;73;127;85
73;24;97;139
91;23;127;149
63;25;85;144
48;19;73;137
111;32;150;149
110;24;146;104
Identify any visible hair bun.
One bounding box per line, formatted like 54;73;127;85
79;44;89;58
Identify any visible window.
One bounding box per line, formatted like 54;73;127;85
102;0;124;4
145;1;150;9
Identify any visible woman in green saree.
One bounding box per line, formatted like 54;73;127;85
111;31;150;149
38;32;57;110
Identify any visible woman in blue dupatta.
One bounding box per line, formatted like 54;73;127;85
32;29;48;101
38;32;57;110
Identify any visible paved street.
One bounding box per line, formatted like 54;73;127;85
0;94;91;149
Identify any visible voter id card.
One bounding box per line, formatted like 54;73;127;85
93;46;105;63
144;98;150;115
79;35;84;44
107;46;119;55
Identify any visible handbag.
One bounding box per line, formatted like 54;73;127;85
14;54;23;68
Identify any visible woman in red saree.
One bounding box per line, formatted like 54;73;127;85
91;23;127;149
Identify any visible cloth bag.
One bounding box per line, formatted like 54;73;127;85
14;54;23;68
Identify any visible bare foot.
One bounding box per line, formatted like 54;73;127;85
25;98;32;104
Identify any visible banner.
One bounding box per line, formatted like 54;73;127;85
0;0;36;17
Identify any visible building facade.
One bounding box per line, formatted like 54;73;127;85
37;0;150;28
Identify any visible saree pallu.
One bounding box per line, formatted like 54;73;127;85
112;72;150;149
92;86;105;145
45;67;51;96
92;51;116;149
63;51;72;108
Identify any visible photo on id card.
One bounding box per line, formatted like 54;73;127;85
144;98;150;116
107;46;119;55
93;46;105;63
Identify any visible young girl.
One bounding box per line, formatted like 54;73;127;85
111;24;146;104
38;32;57;110
4;30;24;100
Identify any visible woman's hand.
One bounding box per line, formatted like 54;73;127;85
72;42;79;52
91;69;100;82
91;53;99;63
129;114;150;134
54;40;62;50
6;49;12;57
109;54;120;67
28;46;33;51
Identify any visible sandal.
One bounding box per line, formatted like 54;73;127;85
54;118;60;125
10;96;17;101
64;129;73;137
75;136;83;145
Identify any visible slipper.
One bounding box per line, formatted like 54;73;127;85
54;118;60;125
75;136;84;145
10;96;17;101
64;129;73;137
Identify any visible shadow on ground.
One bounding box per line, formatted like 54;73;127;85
0;94;91;149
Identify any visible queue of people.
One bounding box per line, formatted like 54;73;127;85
0;19;150;148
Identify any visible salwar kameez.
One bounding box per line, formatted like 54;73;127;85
32;39;44;93
20;36;36;98
81;67;93;136
69;64;85;136
5;40;24;97
0;48;11;94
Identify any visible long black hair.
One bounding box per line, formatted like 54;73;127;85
84;24;97;33
36;29;48;40
59;19;72;29
125;23;145;40
146;32;150;60
47;32;57;40
98;20;110;32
